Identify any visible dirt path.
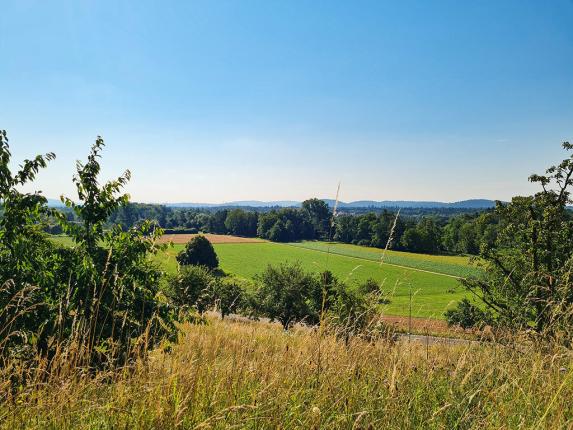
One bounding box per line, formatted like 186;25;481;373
380;315;474;338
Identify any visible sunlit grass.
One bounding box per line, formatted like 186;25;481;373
3;317;572;429
154;242;468;319
289;241;481;278
51;235;472;319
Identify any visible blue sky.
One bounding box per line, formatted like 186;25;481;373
1;0;572;203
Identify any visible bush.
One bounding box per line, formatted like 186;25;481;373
357;278;391;304
176;235;219;269
461;142;573;338
211;278;246;319
311;270;346;315
327;286;370;336
445;299;492;329
168;265;216;316
0;133;175;364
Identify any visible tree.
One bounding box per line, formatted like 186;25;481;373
268;220;287;242
253;262;318;329
212;278;245;319
460;142;573;334
302;198;331;239
333;215;357;243
168;265;215;315
0;132;173;363
177;235;219;269
256;208;314;242
355;213;376;245
56;137;172;360
370;211;393;248
399;217;441;253
224;209;258;237
207;209;228;234
442;214;482;255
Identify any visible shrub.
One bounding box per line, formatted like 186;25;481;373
327;286;368;334
0;131;57;359
0;132;175;364
176;235;219;269
54;138;174;363
357;278;391;304
311;270;345;315
211;278;246;319
168;265;216;316
445;299;492;329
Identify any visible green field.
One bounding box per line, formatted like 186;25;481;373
287;241;481;278
50;235;75;247
51;235;474;319
156;241;469;319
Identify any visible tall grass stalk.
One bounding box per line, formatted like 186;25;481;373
380;209;400;266
317;182;341;382
2;317;572;429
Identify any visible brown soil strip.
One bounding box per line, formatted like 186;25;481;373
158;233;264;244
381;315;471;337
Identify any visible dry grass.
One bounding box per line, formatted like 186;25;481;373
2;317;573;429
158;233;265;244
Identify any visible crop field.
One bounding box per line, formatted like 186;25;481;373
288;241;481;278
51;235;475;319
156;241;471;319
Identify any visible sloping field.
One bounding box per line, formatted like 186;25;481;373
157;242;467;319
288;241;481;278
158;233;264;244
52;234;472;319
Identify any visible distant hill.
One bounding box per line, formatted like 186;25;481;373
46;198;497;209
163;199;497;209
164;200;300;208
323;199;496;209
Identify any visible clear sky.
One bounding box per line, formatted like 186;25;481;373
1;1;572;203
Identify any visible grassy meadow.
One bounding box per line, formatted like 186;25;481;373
154;240;473;319
289;241;481;278
4;317;572;429
50;234;476;319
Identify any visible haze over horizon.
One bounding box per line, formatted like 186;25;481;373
2;1;572;203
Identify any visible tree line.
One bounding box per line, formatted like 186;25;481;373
47;200;501;257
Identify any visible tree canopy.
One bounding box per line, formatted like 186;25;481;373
459;142;573;336
176;235;219;269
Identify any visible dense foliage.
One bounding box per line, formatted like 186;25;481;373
451;142;573;338
176;235;219;269
248;262;381;333
0;132;174;364
251;263;320;329
167;265;216;317
67;201;501;256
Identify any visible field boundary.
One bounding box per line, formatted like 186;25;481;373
158;233;265;244
282;242;463;280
